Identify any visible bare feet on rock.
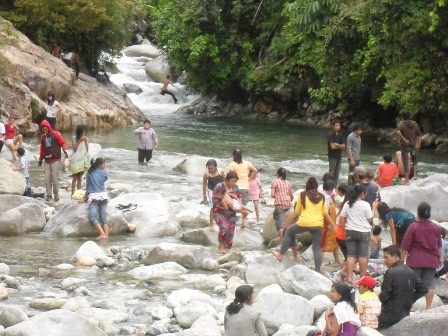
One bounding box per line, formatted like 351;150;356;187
273;251;284;261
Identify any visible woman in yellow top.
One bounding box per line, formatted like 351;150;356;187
274;177;335;273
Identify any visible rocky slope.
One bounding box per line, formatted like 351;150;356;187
0;17;144;134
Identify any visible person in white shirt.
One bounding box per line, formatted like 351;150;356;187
339;184;374;283
12;147;31;196
46;91;61;130
0;120;5;153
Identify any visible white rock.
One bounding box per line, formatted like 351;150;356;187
180;274;226;290
279;265;332;299
188;314;221;336
309;295;333;319
0;263;9;275
77;307;128;325
128;262;187;280
174;200;210;228
0;203;46;235
0;159;25;195
174;302;217;328
61;277;85;290
434;278;448;298
147;318;170;335
358;326;384;336
167;288;217;309
252;284;314;333
72;241;107;264
55;263;75;270
77;257;97;267
0;287;9;300
413;294;444;311
201;258;219;271
62;297;91;311
122;43;161;58
144;56;171;83
149;306;173;320
29;298;67;310
0;305;28;327
1;309;107;336
273;324;317;336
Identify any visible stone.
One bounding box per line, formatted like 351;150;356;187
434;278;448;298
187;315;221;336
62;297;91;311
180;274;226;290
44;203;130;237
0;287;8;300
0;159;25;195
279;265;332;300
108;193;180;237
412;294;444;312
382;307;448;336
252;284;314;334
173;200;210;228
55;263;75;270
272;324;317;336
122;43;161;58
128;262;187;280
147;318;171;335
144;56;171;83
173;302;217;328
77;307;128;325
0;20;143;133
166;289;217;309
0;203;46;235
229;254;296;286
0;263;9;275
122;83;143;94
0;195;48;213
72;241;107;264
142;242;212;269
0;305;28;327
309;295;333;319
61;277;85;290
357;326;384;336
181;227;264;250
201;258;219;271
29;298;67;310
1;309;107;336
174;156;226;178
263;212;279;244
380;174;448;221
149;306;173;320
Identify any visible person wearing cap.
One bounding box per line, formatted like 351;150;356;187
38;120;68;202
227;149;257;227
378;245;427;330
327;119;345;183
4;115;23;161
401;202;441;310
355;275;381;329
347;124;362;185
11;147;31;197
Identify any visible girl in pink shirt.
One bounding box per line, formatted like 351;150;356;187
249;174;262;223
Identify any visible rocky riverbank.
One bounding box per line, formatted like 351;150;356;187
0;17;144;135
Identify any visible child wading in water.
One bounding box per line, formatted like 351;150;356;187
248;173;262;223
85;158;109;240
202;159;225;230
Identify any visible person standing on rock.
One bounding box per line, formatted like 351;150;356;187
327;120;345;183
400;202;441;310
274;177;335;273
85;157;109;240
212;171;242;254
378;245;427;330
271;167;294;242
70;125;89;195
228;149;257;228
4;115;23;162
46;91;61;130
72;51;81;80
224;284;267;336
134;119;159;166
38;120;68;202
347;124;362;185
396;111;421;185
202;159;225;230
160;75;178;104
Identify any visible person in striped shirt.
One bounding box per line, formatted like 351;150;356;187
271;168;294;241
355;275;381;329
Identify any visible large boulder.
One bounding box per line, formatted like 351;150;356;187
0;195;48;212
144;56;171;83
166;289;217;309
279;265;332;300
309;295;333;319
43;202;129;237
272;324;317;336
252;284;314;334
108;193;180;237
263;213;278;244
141;242;212;269
1;309;107;336
0;159;25;195
180;227;264;250
229;254;296;286
0;203;46;235
128;262;187;280
0;305;28;328
382;305;448;336
172;201;210;228
381;174;448;220
122;43;161;58
72;241;107;266
173;302;217;328
412;294;444;312
434;278;448;298
174;156;226;178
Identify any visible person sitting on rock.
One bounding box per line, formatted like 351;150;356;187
160;75;178;103
354;275;381;329
224;284;267;336
376;154;399;187
4;114;23;161
378;245;427;330
96;65;111;84
308;283;361;336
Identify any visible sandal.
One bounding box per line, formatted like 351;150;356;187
45;196;52;202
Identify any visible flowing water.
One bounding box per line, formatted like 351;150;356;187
1;52;448;326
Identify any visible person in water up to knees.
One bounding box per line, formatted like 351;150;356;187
134;119;159;165
160;75;178;103
202;159;225;231
85;157;109;240
271;167;294;242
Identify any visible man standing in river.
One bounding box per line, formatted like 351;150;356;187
347;124;362;185
327;120;345;183
396;111;421;185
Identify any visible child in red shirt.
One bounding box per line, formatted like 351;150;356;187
376;154;399;187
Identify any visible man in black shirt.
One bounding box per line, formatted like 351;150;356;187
327;120;345;182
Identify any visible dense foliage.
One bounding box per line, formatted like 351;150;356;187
1;0;143;70
147;0;448;130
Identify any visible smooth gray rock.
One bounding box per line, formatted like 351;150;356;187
144;56;170;83
0;305;28;328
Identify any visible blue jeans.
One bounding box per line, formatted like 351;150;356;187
89;200;108;225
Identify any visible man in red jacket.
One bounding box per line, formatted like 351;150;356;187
38;120;68;202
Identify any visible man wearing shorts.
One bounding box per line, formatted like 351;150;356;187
396;111;421;185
